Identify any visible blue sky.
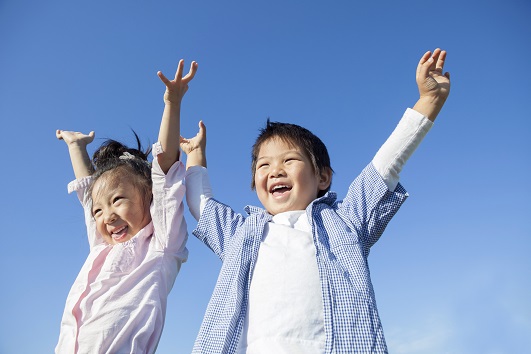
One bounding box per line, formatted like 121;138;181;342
1;0;530;353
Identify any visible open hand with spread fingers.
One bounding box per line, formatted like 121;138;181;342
158;59;198;104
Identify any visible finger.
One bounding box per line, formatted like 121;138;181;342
417;51;433;81
174;59;184;81
157;71;171;86
436;50;447;72
56;129;64;140
430;48;442;72
198;120;206;136
182;61;198;83
416;51;431;78
88;131;95;142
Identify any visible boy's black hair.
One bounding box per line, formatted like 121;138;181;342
89;131;152;208
251;119;333;198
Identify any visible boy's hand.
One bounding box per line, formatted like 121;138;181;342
414;48;451;121
417;48;450;101
56;130;95;147
181;120;207;168
158;60;198;104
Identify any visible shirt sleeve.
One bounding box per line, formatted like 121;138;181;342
186;165;247;259
150;142;189;261
67;176;105;248
185;165;213;221
192;197;247;260
372;108;433;191
339;163;408;253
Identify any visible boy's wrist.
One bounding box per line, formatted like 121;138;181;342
413;96;446;121
186;149;207;168
188;148;205;159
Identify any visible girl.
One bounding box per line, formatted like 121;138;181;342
55;59;197;354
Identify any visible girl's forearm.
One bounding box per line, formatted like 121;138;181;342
68;143;94;179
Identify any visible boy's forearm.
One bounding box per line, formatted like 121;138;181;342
186;149;206;170
68;144;93;179
372;108;432;191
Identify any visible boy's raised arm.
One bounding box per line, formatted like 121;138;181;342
181;120;209;221
180;120;207;170
156;59;198;174
372;48;451;191
412;48;451;121
56;130;95;179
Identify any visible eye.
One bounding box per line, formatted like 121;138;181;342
92;208;102;217
257;163;269;169
285;156;298;163
113;196;123;204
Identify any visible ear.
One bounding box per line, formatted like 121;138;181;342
317;167;332;191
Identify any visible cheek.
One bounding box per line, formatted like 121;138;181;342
254;171;265;186
95;218;106;233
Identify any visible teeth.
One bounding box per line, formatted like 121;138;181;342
113;226;126;234
271;185;289;192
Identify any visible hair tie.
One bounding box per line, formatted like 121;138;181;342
119;151;135;160
119;151;151;168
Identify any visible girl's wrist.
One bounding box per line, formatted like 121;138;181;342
67;141;89;149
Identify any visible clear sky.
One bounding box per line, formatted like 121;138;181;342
1;0;530;353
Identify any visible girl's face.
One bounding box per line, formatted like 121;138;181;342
91;172;151;245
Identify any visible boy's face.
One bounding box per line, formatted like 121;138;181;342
91;172;152;245
254;138;331;215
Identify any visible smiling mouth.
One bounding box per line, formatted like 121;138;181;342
270;185;291;196
111;226;128;241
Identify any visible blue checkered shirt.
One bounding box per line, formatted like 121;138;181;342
192;162;408;353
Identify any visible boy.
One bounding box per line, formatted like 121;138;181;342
182;48;450;353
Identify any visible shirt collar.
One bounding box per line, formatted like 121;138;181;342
243;191;337;217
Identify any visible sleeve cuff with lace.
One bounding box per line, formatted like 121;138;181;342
67;175;92;194
152;141;164;158
372;108;433;191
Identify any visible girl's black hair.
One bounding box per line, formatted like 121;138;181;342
89;131;152;204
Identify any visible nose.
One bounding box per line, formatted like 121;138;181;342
269;162;285;178
103;209;117;224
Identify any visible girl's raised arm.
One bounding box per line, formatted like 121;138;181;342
156;59;198;174
56;130;95;179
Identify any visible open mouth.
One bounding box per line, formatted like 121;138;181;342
270;184;291;197
111;225;128;241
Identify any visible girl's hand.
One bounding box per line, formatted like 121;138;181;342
416;48;450;103
158;60;198;104
56;130;95;147
56;130;95;178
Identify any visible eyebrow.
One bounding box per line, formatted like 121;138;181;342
257;149;303;160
